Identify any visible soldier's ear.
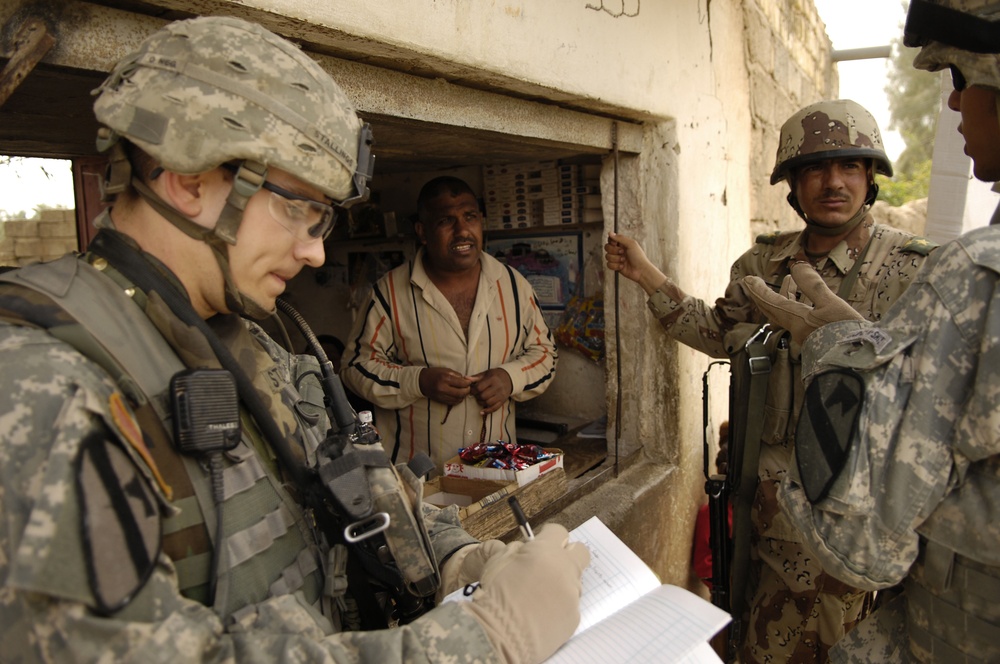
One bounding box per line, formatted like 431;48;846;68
157;169;214;219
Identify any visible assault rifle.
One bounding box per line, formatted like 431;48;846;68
701;359;731;616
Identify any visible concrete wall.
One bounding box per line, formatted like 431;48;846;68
0;209;78;267
746;0;839;237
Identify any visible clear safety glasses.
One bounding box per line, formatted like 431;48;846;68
261;178;336;244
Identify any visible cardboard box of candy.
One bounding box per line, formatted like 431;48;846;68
442;443;564;487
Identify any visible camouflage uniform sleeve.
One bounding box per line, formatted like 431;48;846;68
422;501;480;563
229;596;501;663
778;233;999;589
645;242;775;358
9;564;500;663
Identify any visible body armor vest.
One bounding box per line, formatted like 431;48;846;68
0;253;328;621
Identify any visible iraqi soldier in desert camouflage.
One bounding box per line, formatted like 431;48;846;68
605;99;937;663
0;15;589;664
742;1;1000;661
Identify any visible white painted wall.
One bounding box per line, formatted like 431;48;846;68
236;1;704;121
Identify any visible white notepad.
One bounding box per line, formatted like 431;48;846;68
544;516;730;663
443;516;731;663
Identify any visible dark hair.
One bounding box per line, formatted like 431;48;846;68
416;176;478;221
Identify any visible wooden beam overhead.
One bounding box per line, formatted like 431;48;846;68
0;16;56;108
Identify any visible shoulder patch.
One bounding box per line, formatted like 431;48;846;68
108;391;173;501
795;369;865;504
755;231;781;245
901;236;938;256
76;430;162;615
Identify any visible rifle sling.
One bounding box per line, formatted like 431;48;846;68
728;332;771;634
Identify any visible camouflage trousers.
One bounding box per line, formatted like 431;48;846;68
742;537;870;664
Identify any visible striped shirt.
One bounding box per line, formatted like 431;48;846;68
341;249;557;468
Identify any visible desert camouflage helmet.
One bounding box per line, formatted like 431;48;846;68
905;0;1000;91
770;99;893;185
93;15;373;205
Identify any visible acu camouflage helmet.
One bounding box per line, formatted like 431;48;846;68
770;99;893;185
93;15;372;205
905;0;1000;92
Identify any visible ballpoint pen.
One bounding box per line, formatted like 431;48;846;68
508;495;534;541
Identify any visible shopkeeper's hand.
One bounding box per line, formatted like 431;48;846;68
464;524;590;664
469;368;513;414
419;367;474;405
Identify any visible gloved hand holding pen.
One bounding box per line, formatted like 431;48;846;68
463;523;591;664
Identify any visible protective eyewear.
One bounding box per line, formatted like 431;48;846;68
260;178;337;243
949;65;967;92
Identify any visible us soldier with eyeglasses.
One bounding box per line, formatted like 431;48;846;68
341;177;557;470
0;17;589;664
741;1;1000;660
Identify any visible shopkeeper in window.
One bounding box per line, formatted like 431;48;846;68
341;176;557;468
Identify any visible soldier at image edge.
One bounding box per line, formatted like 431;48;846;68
0;15;589;664
741;0;1000;661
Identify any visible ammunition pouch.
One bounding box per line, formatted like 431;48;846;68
761;334;796;445
314;424;441;623
906;541;1000;663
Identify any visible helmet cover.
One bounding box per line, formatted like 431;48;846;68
93;15;363;202
770;99;893;185
905;0;1000;92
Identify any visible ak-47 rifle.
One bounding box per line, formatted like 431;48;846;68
701;360;731;616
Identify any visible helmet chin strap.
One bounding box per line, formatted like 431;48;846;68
801;202;870;237
131;160;275;319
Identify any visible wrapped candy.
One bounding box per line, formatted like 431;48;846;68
457;440;554;470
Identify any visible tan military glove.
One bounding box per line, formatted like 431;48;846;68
436;539;510;602
463;523;590;664
742;261;863;346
